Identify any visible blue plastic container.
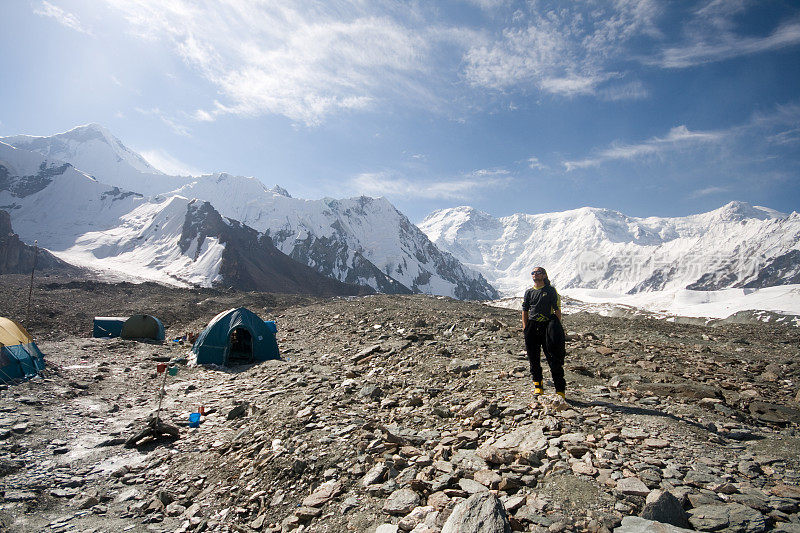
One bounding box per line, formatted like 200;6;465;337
188;412;201;428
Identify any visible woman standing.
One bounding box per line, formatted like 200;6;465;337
522;267;566;398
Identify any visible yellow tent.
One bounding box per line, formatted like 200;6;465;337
0;318;45;383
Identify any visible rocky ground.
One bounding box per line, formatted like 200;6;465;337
1;274;799;533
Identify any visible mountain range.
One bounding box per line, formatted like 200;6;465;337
0;124;495;299
1;123;798;303
419;203;800;297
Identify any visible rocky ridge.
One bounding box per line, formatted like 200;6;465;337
0;277;799;532
0;210;82;276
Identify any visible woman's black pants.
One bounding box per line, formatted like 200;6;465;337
524;320;566;392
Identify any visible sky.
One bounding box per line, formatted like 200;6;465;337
1;0;799;223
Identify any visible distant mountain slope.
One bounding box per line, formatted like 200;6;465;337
419;203;800;297
0;140;147;249
0;210;82;275
180;200;370;295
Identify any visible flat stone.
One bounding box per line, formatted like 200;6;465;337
684;469;724;488
302;480;343;507
571;461;597;476
384;488;421;515
614;516;695;532
617;477;650;497
688;503;767;533
294;506;322;520
620;428;649;440
771;484;800;499
476;423;547;465
398;505;436;531
363;463;388;486
5;490;37;501
503;495;526;512
458;478;489;494
447;359;481;374
441;491;511;533
749;401;800;425
473;469;502;489
427;491;450;510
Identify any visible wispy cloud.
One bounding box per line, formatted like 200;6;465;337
139;149;203;176
135;107;191;137
648;1;800;68
350;169;511;200
689;186;729;199
599;80;649;102
564;125;726;171
527;157;545;170
658;21;800;68
463;1;661;97
34;1;93;35
104;1;441;127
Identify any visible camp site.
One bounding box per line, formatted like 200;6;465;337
1;278;799;533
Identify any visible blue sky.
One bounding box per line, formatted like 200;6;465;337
1;0;799;222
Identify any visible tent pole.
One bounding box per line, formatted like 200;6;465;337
26;241;39;328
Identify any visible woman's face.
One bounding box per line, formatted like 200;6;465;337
532;268;545;281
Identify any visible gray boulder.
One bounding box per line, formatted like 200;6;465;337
688;503;766;533
614;516;694;532
383;488;421;516
640;491;690;529
441;491;511;533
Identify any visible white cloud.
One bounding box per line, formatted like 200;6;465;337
139;149;203;177
600;80;649;101
135;107;191;137
34;1;93;35
527;157;545;170
464;0;509;11
193;109;214;122
564;125;726;171
104;0;439;126
649;2;800;68
658;21;800;68
350;170;511;200
689;186;729;199
463;1;660;97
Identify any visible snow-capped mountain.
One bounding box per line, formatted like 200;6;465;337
166;175;496;299
0;140;147;250
2;124;192;197
1;126;497;299
419;203;800;297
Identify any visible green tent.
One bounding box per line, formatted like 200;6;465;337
121;314;165;341
93;315;165;341
192;307;279;366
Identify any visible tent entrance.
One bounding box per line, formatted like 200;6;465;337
227;328;253;365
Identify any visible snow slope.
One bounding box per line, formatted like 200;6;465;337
166;176;497;299
420;204;800;298
2;124;191;197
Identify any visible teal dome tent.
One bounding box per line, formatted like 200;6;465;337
192;308;279;366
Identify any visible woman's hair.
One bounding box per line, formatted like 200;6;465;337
534;266;551;286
